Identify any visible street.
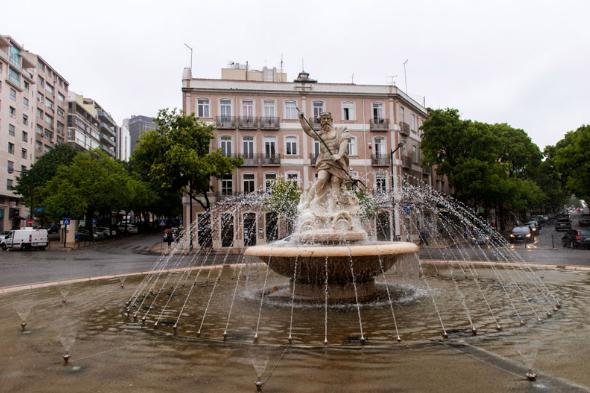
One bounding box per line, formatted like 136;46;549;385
1;221;588;289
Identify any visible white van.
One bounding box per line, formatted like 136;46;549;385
1;228;48;251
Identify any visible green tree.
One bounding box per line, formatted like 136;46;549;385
550;125;590;201
15;144;78;218
131;109;241;210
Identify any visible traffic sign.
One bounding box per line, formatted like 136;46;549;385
63;218;70;225
92;218;97;225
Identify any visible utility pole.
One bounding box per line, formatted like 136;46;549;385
403;59;408;92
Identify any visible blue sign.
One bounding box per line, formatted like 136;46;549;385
63;218;70;225
92;218;97;225
402;205;412;216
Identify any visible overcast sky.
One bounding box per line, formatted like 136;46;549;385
5;0;589;149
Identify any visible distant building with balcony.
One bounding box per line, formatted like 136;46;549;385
67;92;100;152
128;115;155;154
181;64;431;250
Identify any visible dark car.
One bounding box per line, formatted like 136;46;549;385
562;229;590;249
526;220;540;235
579;214;590;227
76;228;98;241
555;217;572;231
509;226;534;243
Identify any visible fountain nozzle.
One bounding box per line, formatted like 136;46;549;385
519;320;526;326
496;324;503;332
20;321;27;332
324;338;328;346
556;303;562;309
223;332;227;341
471;328;477;336
288;336;293;345
360;337;367;345
441;331;448;339
526;369;537;381
396;336;401;343
546;311;552;318
255;378;264;392
173;325;178;336
253;334;259;343
63;353;71;366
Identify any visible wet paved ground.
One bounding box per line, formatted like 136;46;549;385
1;219;588;289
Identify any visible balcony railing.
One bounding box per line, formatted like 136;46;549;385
309;153;319;166
239;154;259;166
370;118;389;131
238;116;258;129
400;122;410;137
261;153;281;165
371;154;390;166
402;155;412;169
260;116;280;130
215;116;236;129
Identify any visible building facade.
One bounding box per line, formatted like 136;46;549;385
0;36;36;231
67;92;100;152
95;102;118;158
182;66;432;250
128;115;156;154
117;118;130;161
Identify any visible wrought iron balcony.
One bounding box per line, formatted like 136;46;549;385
309;153;319;166
371;154;390;166
370;118;389;131
215;116;236;129
239;154;259;166
261;153;281;165
238;116;258;129
399;122;410;137
260;116;280;130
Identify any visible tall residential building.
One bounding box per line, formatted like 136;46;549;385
21;51;69;159
92;100;117;157
128;115;156;153
181;65;431;250
67;92;100;151
117;118;130;161
0;35;35;231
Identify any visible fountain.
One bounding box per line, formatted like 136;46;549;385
246;111;418;303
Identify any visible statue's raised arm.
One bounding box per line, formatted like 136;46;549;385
298;112;316;139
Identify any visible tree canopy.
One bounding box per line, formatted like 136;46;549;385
420;108;552;218
549;125;590;201
131;109;241;209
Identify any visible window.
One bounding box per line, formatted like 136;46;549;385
372;103;384;122
38;76;45;88
220;213;234;248
45;114;53;126
8;143;14;155
45;83;54;95
9;45;21;66
44;129;53;140
264;136;276;158
36;140;42;150
399;106;405;123
9;124;15;136
21;165;27;172
22;114;28;125
412;145;418;163
21;148;27;159
37;108;43;119
347;136;357;156
263;100;275;118
241;100;254;118
411;113;417;132
23;97;29;108
58;93;65;103
285;136;297;155
9;106;16;118
36;124;43;134
22;131;28;143
220;99;232;119
374;137;385;157
7;161;14;174
45;97;54;110
376;173;387;193
197;98;209;118
220;136;232;156
57;121;64;133
286;172;299;185
7;179;14;191
221;175;233;195
242;136;254;158
9;88;16;101
312;101;325;120
265;173;276;191
24;81;29;91
342;101;355;121
57;107;64;118
243;173;255;193
284;100;297;119
8;68;20;86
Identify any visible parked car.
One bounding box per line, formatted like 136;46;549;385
562;229;590;249
1;228;48;250
555;217;572;232
526;220;540;235
0;233;9;250
509;226;534;243
45;223;61;234
579;214;590;227
77;228;98;241
118;224;138;234
470;233;490;246
535;215;548;225
95;226;117;239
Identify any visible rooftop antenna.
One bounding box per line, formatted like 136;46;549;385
280;54;284;74
301;58;305;72
351;73;354;84
183;43;193;71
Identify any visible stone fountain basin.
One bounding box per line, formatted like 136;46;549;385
245;242;419;286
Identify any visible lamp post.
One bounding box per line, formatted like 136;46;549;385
390;142;405;240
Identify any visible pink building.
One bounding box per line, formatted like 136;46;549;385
181;65;433;250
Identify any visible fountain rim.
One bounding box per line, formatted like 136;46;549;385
244;242;419;258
